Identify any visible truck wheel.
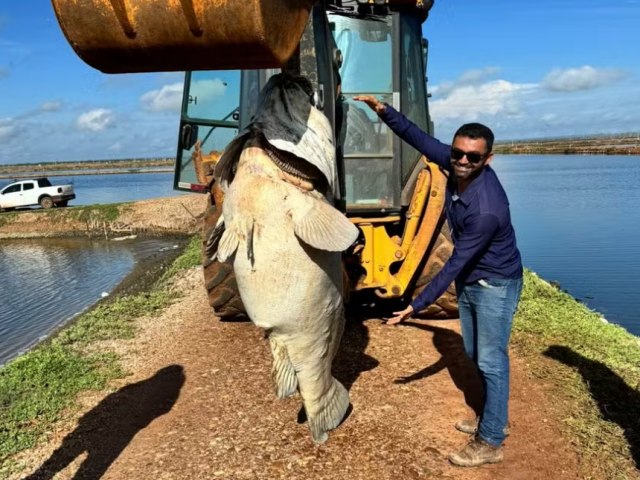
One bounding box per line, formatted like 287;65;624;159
412;220;458;319
39;196;54;209
202;191;247;321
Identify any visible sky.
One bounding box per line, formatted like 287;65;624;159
1;1;639;164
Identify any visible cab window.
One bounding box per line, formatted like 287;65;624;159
400;14;430;183
2;184;21;194
174;70;241;191
331;13;397;209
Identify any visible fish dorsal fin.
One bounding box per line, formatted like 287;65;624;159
217;225;240;262
289;198;359;252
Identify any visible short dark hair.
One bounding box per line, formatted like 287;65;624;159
453;123;494;152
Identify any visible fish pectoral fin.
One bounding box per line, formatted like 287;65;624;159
204;214;225;260
270;337;298;399
217;225;240;262
289;199;359;252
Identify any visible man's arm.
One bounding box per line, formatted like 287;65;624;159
410;213;499;313
354;95;451;170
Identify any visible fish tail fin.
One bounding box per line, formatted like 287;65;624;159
307;378;349;444
269;336;298;399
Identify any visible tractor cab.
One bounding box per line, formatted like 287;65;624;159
173;7;434;217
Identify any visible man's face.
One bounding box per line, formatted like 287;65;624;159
450;136;493;183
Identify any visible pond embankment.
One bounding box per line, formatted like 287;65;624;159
0;194;206;240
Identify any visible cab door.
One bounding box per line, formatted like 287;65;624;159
0;183;23;208
173;70;242;192
21;181;38;205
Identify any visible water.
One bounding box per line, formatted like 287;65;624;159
0;237;180;366
0;172;184;206
492;154;640;336
52;172;184;205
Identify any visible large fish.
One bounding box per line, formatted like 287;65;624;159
209;73;359;443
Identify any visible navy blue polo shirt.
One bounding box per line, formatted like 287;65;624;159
379;105;523;312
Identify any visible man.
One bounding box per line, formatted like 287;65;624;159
355;95;523;467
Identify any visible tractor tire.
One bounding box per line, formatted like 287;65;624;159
39;196;54;209
201;192;247;321
412;220;458;319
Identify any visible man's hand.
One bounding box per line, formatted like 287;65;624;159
354;95;386;115
385;305;414;325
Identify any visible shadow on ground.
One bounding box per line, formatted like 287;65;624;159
25;365;185;480
395;322;484;416
334;316;380;391
544;345;640;469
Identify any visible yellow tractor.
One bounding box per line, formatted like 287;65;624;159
51;0;456;319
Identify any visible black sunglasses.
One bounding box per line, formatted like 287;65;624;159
450;147;489;164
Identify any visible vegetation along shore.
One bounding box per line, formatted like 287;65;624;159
494;132;640;155
0;158;174;180
0;197;639;479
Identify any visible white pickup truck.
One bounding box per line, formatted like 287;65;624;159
0;178;76;211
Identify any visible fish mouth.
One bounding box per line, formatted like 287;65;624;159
263;141;328;192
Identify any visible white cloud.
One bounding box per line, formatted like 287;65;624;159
542;65;626;92
40;101;62;112
11;102;64;121
189;78;229;104
430;79;535;122
108;141;123;152
140;82;184;112
139;78;228;113
0;124;14;139
427;65;640;141
76;109;115;132
432;67;501;97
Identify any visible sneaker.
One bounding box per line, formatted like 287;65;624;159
448;437;504;467
454;417;510;436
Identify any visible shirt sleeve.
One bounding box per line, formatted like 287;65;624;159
410;213;499;312
379;105;452;170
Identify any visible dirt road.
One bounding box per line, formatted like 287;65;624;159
17;268;581;480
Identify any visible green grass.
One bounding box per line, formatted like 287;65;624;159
70;203;125;223
0;235;201;470
0;212;18;228
0;347;121;460
0;204;125;225
160;235;201;282
513;270;640;479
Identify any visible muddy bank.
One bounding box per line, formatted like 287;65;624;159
108;236;191;298
0;194;207;239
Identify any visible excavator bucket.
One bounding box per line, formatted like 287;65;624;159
51;0;316;73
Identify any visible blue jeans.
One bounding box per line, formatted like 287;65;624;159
456;276;523;446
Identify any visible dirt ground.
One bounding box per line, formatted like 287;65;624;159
3;194;584;479
12;264;583;480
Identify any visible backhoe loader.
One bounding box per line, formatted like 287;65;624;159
51;0;457;319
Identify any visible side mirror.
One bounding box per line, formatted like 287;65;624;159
180;124;199;150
